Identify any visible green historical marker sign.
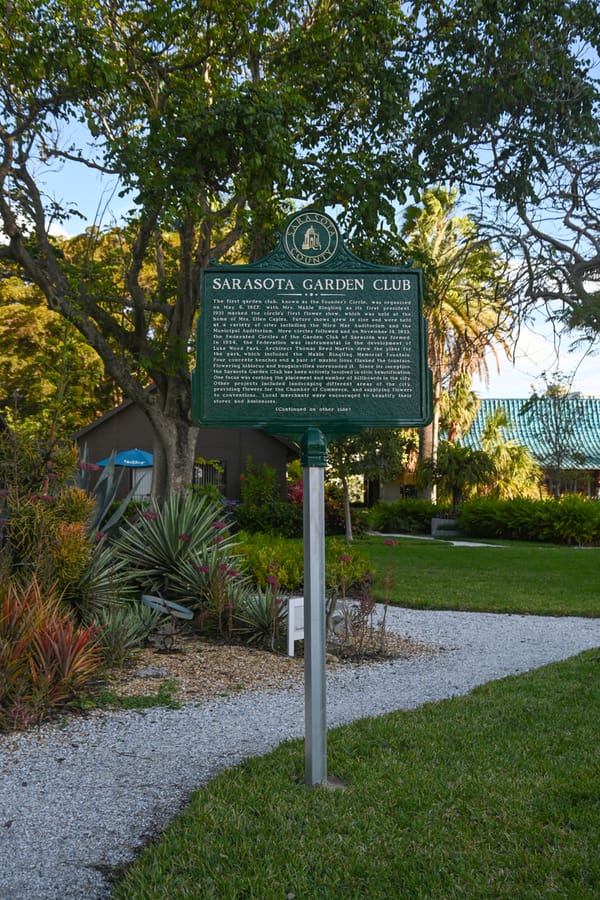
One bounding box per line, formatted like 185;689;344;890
192;209;432;437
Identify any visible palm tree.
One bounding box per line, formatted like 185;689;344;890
439;371;481;443
401;188;513;499
479;407;542;499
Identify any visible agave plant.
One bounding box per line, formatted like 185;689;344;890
78;446;135;537
111;491;239;614
169;546;252;634
235;585;288;650
94;603;160;668
75;538;136;621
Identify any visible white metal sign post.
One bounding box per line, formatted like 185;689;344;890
301;427;328;786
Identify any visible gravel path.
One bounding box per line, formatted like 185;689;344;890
1;607;600;900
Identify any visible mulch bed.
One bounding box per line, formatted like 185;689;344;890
106;630;437;704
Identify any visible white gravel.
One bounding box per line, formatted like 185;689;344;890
1;606;600;900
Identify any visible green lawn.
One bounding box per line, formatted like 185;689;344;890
113;650;600;899
111;536;600;898
362;535;600;617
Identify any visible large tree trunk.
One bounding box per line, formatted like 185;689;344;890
143;378;199;501
341;474;353;542
150;417;199;501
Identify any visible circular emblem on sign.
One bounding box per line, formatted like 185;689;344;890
283;211;339;266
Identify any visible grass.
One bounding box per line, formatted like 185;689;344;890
82;680;181;712
361;535;600;617
109;536;600;897
112;650;600;899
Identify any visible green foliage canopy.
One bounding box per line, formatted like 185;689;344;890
1;0;598;495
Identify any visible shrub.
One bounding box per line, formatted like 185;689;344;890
235;584;288;650
93;604;159;668
237;533;304;591
547;495;600;545
325;539;375;599
237;533;375;597
111;491;242;602
1;483;94;599
240;458;280;505
167;548;252;636
233;500;303;537
458;495;600;545
368;499;450;535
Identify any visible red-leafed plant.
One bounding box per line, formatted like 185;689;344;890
0;577;105;731
31;618;104;707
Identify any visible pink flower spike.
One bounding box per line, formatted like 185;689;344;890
213;534;224;544
339;554;351;563
211;520;227;529
384;539;399;545
179;533;191;542
195;565;210;574
142;510;159;519
266;575;280;588
41;494;55;502
95;531;106;542
80;461;101;472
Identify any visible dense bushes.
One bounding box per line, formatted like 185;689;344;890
368;499;452;535
231;457;363;538
237;532;374;594
458;496;600;545
368;495;600;545
234;500;303;537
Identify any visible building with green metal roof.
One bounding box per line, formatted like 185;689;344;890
459;397;600;498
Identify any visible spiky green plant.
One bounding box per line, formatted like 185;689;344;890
76;538;136;620
110;491;241;619
235;585;288;649
93;603;159;668
79;448;135;537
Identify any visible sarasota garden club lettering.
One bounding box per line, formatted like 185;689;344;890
210;276;413;292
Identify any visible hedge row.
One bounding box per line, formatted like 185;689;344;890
458;496;600;545
368;499;452;535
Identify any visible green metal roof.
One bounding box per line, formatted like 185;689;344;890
459;398;600;470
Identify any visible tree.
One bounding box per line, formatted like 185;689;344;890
1;1;598;498
417;440;495;515
414;0;600;206
0;277;116;439
477;146;600;353
439;372;481;444
400;189;513;498
479;407;542;499
327;429;417;540
520;373;589;498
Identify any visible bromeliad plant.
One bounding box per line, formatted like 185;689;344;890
0;576;105;732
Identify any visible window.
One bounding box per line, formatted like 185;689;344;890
193;458;226;493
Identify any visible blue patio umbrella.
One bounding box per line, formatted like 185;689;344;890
97;448;154;467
